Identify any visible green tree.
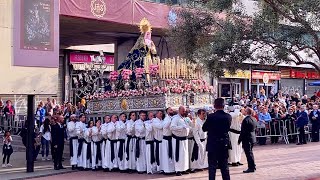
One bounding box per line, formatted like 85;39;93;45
168;0;320;76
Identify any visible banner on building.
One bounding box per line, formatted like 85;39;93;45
223;70;251;79
252;71;281;80
13;0;59;67
59;0;171;29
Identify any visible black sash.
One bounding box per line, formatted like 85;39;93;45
118;139;126;161
229;128;241;134
126;135;134;161
69;136;78;157
110;139;118;162
77;139;84;157
135;137;145;160
163;135;173;159
84;140;92;163
172;134;187;162
191;138;206;162
95;140;103;164
154;139;162;166
146;140;155;164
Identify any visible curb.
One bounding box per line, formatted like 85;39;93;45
9;169;75;180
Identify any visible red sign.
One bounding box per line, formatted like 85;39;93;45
70;52;114;65
289;70;320;79
252;71;281;80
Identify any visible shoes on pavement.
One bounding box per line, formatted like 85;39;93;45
231;163;239;167
296;143;303;145
176;172;182;176
6;164;12;167
42;158;46;161
243;169;255;173
59;166;66;170
237;162;244;166
2;164;6;168
46;157;51;161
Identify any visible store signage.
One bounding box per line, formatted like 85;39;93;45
223;70;251;79
289;69;320;79
252;71;281;80
70;52;114;65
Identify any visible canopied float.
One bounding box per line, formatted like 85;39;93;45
85;18;214;114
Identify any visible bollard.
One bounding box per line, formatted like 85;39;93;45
26;95;35;173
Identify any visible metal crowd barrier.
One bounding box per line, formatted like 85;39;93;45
0;114;26;134
256;119;312;144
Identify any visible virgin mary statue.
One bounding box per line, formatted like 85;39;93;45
117;18;157;71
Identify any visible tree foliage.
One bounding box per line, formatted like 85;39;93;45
168;0;320;76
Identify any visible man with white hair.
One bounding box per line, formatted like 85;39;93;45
170;106;190;176
67;114;78;170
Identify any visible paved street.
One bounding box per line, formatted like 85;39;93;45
25;142;320;180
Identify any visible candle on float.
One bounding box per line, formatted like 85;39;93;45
177;58;180;78
172;58;176;79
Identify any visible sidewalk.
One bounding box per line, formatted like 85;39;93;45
0;135;72;180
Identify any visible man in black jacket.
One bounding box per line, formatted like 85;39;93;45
309;104;320;142
238;108;257;173
203;98;231;180
51;115;66;170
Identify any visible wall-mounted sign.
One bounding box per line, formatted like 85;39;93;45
223;70;251;79
90;0;106;18
70;52;114;65
252;71;281;80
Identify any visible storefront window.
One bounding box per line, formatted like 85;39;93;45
221;84;231;97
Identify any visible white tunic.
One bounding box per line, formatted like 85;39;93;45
191;118;208;169
228;111;243;163
135;119;146;172
67;121;78;166
83;127;92;169
161;115;175;173
75;121;87;168
152;118;163;171
91;126;103;169
145;120;156;174
116;120;127;170
100;123;109;169
107;121;118;169
170;114;190;172
125;119;136;170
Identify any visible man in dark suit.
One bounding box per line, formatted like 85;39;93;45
203;98;231;180
51;115;66;170
238;108;257;173
309;104;320;142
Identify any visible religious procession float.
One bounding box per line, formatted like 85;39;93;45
85;18;214;114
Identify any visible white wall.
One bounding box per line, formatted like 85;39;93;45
0;0;58;94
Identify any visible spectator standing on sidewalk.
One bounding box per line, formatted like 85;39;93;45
40;118;51;161
0;101;5;132
3;100;15;130
2;130;13;168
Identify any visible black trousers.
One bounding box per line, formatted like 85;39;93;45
298;127;306;144
53;144;64;168
242;142;255;170
311;123;319;142
207;147;230;180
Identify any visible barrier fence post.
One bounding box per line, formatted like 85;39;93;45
26;95;35;173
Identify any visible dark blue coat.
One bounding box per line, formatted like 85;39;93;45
296;111;309;128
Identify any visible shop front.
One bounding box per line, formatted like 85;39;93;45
251;71;280;98
64;51;115;104
218;70;251;98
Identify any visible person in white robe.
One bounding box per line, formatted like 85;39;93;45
161;108;175;174
75;114;87;170
228;106;244;166
107;115;118;171
152;110;164;172
67;114;78;170
91;120;103;170
116;113;127;172
170;106;190;176
83;120;94;169
135;111;147;173
190;109;208;170
185;110;195;172
125;112;137;173
101;115;110;171
145;112;156;174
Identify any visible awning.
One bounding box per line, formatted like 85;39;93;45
72;64;114;71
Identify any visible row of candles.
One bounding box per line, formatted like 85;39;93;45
144;57;202;79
